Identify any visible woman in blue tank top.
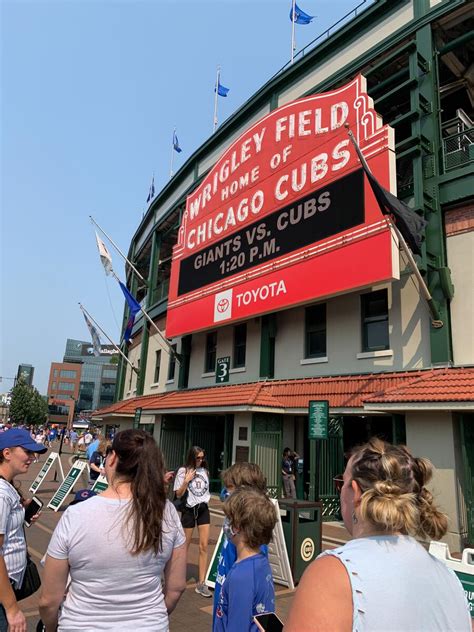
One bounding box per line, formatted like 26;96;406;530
286;438;471;632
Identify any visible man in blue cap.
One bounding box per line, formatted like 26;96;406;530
0;428;47;632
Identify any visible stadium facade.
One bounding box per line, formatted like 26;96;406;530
93;0;474;550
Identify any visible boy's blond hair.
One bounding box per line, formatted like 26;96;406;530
221;462;266;492
224;489;277;549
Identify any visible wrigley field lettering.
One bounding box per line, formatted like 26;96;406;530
167;75;400;337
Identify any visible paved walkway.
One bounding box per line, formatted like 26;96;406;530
16;446;341;631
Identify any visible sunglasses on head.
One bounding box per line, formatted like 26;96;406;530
333;475;344;493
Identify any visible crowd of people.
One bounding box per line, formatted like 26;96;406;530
0;423;471;632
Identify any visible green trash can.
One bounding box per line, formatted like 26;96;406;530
278;499;322;584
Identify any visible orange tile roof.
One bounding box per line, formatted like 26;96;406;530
93;368;473;418
366;367;474;403
96;368;472;417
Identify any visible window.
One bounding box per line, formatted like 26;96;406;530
305;304;326;358
51;382;56;390
53;369;58;377
60;369;77;378
167;345;177;381
128;366;133;391
233;324;247;368
58;382;74;391
102;369;116;379
205;332;217;373
154;350;162;383
361;289;389;352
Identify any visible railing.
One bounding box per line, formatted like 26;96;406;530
271;0;376;79
443;127;474;172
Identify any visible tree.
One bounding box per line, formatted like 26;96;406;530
9;380;48;425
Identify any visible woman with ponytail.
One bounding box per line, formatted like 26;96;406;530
286;438;471;631
39;430;187;631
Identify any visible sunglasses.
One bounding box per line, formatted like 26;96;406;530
196;454;205;460
333;475;344;493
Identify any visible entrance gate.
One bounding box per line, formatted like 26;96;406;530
251;414;282;498
318;417;344;520
460;414;474;546
160;414;233;493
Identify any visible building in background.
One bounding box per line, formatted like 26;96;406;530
94;0;473;550
47;339;118;422
16;364;34;387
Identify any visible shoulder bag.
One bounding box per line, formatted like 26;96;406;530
14;553;41;601
173;489;188;512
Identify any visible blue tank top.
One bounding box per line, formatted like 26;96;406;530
321;535;471;631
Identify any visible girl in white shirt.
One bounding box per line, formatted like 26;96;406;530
174;446;211;598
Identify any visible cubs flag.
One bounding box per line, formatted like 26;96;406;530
146;176;155;203
173;131;182;153
290;3;314;24
350;138;428;255
95;232;113;275
119;281;142;342
82;311;101;357
216;80;229;97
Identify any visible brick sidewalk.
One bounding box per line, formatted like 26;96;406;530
16;448;302;631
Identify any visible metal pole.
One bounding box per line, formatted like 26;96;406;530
79;303;138;372
170;129;175;178
213;66;220;133
345;126;443;327
291;0;296;64
90;216;147;284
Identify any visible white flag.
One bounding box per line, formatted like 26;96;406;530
95;232;113;275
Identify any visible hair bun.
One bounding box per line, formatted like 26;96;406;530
373;480;400;497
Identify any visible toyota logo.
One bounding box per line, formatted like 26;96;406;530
217;298;230;313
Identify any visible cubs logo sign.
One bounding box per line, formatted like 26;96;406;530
166;75;399;337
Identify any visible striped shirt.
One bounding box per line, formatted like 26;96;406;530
0;478;27;588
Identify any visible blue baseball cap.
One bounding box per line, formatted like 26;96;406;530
0;428;48;454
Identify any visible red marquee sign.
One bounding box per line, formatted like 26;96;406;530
166;75;399;337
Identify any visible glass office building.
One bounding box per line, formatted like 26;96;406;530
63;339;118;412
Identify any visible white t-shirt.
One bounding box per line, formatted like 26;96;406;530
47;496;185;631
173;467;210;507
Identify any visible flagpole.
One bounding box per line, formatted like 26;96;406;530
170;129;175;178
79;303;139;373
112;272;182;363
90;216;147;285
345;125;443;328
291;0;296;64
213;66;220;133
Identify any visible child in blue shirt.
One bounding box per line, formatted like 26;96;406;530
213;463;268;623
214;488;277;632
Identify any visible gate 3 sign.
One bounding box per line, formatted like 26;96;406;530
167;75;399;337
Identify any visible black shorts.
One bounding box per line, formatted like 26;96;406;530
180;503;210;529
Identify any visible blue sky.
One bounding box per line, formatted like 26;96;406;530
1;0;372;394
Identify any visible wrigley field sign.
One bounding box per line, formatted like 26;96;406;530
167;75;399;337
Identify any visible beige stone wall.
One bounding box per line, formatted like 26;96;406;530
446;228;474;366
405;411;462;551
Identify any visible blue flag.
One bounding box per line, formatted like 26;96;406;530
146;176;155;203
215;80;229;97
290;3;314;24
173;131;182;153
119;281;141;343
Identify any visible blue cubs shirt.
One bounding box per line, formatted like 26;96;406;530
213;553;275;632
213;524;268;624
